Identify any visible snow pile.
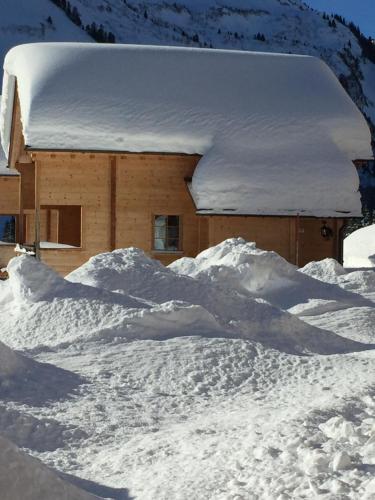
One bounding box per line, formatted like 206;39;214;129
66;245;372;354
0;435;99;500
0;340;28;378
0;338;82;405
344;224;375;268
170;238;371;314
0;249;364;355
301;256;375;303
7;253;67;302
1;43;371;216
3;255;220;349
300;258;347;283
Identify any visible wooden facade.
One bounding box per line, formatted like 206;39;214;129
0;87;347;275
0;149;346;275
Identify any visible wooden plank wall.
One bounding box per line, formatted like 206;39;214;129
208;216;295;262
299;218;343;266
5;152;345;275
35;152;205;272
116;154;203;265
0;176;19;213
207;216;343;266
36;154;112;275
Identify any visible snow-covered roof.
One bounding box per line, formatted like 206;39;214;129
0;43;372;216
0;99;18;176
0;136;17;176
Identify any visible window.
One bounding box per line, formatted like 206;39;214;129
24;206;82;248
153;215;181;251
0;215;16;244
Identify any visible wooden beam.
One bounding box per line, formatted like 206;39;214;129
18;172;24;244
46;209;51;243
295;214;300;267
28;148;202;159
16;163;35;211
110;156;117;251
34;160;41;260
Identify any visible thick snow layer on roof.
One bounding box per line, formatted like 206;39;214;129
1;43;372;215
0;99;17;175
0;141;17;175
344;224;375;268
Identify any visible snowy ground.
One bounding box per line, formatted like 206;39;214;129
1;239;375;499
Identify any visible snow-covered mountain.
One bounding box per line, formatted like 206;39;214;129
47;0;375;142
0;0;90;68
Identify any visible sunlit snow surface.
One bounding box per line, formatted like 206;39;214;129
0;238;375;499
1;43;372;216
344;224;375;269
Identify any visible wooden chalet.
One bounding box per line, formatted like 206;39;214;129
0;43;372;275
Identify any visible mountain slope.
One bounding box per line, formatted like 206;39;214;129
49;0;375;135
0;0;91;68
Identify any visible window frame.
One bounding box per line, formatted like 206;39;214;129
152;214;183;253
38;205;83;250
0;214;18;245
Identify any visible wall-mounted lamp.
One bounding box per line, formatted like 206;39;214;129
320;221;333;239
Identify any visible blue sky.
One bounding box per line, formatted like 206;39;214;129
306;0;375;38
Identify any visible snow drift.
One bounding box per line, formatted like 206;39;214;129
0;435;99;500
0;239;375;499
301;256;375;303
1;43;371;216
0;338;82;405
65;244;370;354
170;238;372;314
0;242;371;354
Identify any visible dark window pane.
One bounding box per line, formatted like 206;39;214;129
168;226;179;238
0;215;16;243
167;239;179;251
168;216;179;226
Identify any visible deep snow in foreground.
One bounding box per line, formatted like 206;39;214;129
0;239;375;499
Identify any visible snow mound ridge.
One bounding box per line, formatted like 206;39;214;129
66;244;372;355
0;339;82;405
170;238;372;313
7;254;66;302
0;340;27;378
300;258;347;283
298;256;375;304
0;435;100;500
170;237;297;294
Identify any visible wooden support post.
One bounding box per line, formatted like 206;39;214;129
110;156;117;251
333;218;338;260
18;173;24;245
295;214;300;267
46;209;51;243
34;160;41;260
